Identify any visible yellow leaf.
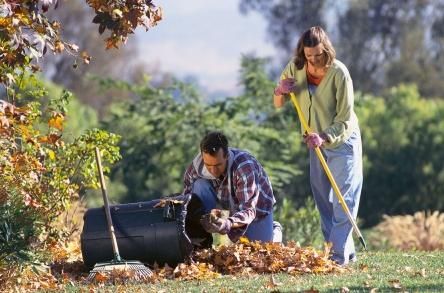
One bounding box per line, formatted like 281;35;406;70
48;113;64;130
112;9;123;19
0;18;10;26
48;149;56;161
239;236;249;244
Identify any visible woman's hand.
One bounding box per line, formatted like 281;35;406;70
274;78;297;95
303;132;329;149
273;78;297;108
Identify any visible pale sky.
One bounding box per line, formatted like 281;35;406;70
136;0;277;96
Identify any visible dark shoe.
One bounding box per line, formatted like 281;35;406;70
330;253;357;266
349;253;357;263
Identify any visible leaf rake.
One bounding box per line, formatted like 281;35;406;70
288;91;366;250
87;147;153;282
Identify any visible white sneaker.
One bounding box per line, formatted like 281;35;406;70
272;221;283;243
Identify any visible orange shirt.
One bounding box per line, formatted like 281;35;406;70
306;68;323;86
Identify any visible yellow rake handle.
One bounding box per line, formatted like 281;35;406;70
288;91;366;249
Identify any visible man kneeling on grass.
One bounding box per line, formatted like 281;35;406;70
183;131;282;243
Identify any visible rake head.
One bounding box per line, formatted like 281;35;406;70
87;260;153;283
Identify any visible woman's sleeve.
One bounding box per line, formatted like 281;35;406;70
323;69;356;143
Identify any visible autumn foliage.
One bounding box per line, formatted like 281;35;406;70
0;93;121;288
0;1;162;290
87;0;163;49
0;0;162;92
370;211;444;251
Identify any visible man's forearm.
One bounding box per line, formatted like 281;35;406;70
230;221;246;228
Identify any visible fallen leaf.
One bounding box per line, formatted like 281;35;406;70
388;279;402;289
94;272;109;283
416;268;426;277
265;274;282;289
153;199;184;208
0;116;10;128
239;236;249;244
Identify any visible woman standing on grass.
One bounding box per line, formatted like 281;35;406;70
273;26;363;266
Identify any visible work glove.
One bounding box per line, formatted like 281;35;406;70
274;78;297;96
303;132;327;149
200;210;232;235
0;100;15;115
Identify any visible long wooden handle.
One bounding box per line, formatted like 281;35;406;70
94;147;122;259
288;92;366;249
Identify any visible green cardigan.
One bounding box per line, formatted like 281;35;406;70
280;59;360;149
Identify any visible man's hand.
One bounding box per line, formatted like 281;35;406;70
200;210;232;234
274;78;297;96
303;132;328;149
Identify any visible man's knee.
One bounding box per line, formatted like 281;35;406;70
192;179;213;194
191;179;217;213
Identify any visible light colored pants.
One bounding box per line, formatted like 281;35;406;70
192;178;282;243
309;131;363;265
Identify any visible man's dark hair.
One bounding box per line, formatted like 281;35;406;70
200;131;229;156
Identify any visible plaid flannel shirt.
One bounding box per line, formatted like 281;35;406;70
183;148;276;241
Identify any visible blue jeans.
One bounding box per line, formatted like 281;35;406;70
191;179;281;242
309;131;363;265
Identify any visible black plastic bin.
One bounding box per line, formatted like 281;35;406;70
81;193;212;268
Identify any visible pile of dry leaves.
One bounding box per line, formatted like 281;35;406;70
1;237;343;291
192;237;341;275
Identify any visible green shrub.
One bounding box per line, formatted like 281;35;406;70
275;197;323;247
0;90;120;266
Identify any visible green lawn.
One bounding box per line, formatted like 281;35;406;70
67;250;444;292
